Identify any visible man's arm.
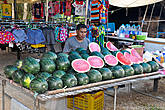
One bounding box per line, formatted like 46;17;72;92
63;40;70;53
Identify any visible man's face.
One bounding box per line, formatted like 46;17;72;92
76;28;87;40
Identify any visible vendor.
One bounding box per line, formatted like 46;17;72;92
63;24;90;53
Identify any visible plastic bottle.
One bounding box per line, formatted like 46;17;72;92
131;24;136;35
125;24;130;38
136;25;142;35
119;24;125;37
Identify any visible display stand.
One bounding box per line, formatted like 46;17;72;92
1;72;164;110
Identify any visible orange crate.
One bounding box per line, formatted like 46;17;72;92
67;91;104;110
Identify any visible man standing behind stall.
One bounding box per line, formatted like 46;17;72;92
63;24;90;53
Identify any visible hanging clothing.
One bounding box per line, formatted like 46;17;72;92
48;1;55;17
42;27;56;44
25;29;45;44
0;31;15;44
34;3;41;19
12;29;27;43
65;1;72;16
72;1;85;16
91;0;103;23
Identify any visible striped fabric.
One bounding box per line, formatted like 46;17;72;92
91;0;102;23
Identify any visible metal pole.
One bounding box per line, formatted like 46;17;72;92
85;0;89;25
2;80;6;110
114;86;118;110
14;0;17;20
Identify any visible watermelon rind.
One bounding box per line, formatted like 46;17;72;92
87;56;104;68
72;59;91;73
89;42;101;52
106;41;118;51
104;55;118;66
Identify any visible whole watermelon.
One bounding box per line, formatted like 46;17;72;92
121;65;134;77
87;69;102;83
147;61;159;72
4;65;18;79
36;72;52;80
99;68;113;80
12;70;25;83
14;60;23;69
47;76;63;90
22;57;40;75
56;56;70;71
75;73;89;85
110;66;125;78
20;73;35;89
30;78;48;94
53;70;66;78
42;51;57;62
40;58;56;73
61;74;77;88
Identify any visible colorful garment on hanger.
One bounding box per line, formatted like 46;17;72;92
0;31;15;44
59;27;68;42
92;25;99;38
48;1;55;17
12;29;27;43
91;0;103;23
54;1;60;16
34;3;41;19
65;1;71;16
72;1;85;16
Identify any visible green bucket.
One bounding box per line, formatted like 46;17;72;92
136;35;147;40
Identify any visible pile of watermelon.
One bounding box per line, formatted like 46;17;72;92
3;42;160;94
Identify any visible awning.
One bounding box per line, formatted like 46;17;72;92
109;0;163;7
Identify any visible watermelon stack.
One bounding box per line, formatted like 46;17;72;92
3;42;160;94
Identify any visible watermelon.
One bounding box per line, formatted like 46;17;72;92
37;72;52;80
47;76;63;90
90;51;104;59
20;73;35;89
72;59;91;73
121;50;131;54
12;70;25;83
87;69;102;83
30;78;48;94
80;54;90;60
22;57;40;74
104;55;118;66
87;56;104;68
76;48;86;53
99;68;113;80
42;51;57;62
102;50;112;56
140;63;152;73
69;51;80;55
67;68;78;75
147;61;159;72
15;60;23;69
106;41;118;51
110;66;125;78
131;49;143;63
89;42;101;52
68;54;82;62
61;74;77;88
121;65;134;77
75;73;89;85
79;50;88;54
116;52;132;65
56;56;70;71
132;64;143;75
111;50;120;56
124;52;139;64
101;46;109;52
53;70;66;78
4;65;18;79
57;53;69;58
40;58;56;73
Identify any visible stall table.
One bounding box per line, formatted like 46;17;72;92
1;72;164;110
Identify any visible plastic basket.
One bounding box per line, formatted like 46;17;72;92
136;35;147;40
67;91;104;110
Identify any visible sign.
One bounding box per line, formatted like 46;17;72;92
2;4;12;18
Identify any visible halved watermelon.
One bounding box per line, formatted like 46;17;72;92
87;56;104;68
106;41;118;51
116;52;132;65
104;55;118;66
131;49;143;63
124;52;139;64
89;42;101;52
72;59;91;73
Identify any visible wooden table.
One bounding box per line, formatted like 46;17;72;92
1;72;164;110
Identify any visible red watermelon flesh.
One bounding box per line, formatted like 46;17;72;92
104;55;118;66
87;56;104;68
131;49;143;63
116;52;132;65
89;42;101;52
72;59;91;73
124;52;139;64
106;41;118;51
